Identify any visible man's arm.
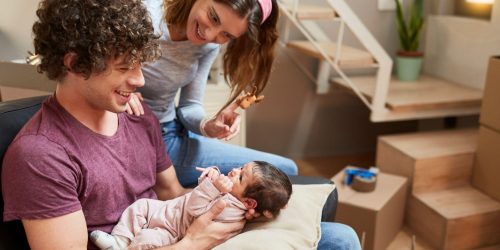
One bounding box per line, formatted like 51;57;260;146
154;166;188;200
157;200;244;250
22;210;88;250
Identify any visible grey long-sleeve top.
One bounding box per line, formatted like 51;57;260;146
141;0;220;134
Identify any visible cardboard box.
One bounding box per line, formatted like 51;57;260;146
332;168;408;250
386;226;434;250
480;56;500;132
377;129;477;194
472;126;500;202
0;61;55;101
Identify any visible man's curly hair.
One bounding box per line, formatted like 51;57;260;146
33;0;161;81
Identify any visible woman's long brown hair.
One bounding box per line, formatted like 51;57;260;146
164;0;279;111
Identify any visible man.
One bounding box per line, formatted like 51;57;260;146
1;0;243;249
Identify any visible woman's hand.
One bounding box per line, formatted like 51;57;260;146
125;92;145;116
202;102;241;140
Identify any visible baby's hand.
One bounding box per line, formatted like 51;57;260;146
213;174;233;193
196;166;220;182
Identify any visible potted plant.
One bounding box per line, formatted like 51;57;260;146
394;0;424;81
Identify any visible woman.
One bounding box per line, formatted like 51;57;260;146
132;0;361;249
134;0;298;187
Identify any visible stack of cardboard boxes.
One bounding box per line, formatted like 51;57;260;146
473;56;500;202
330;56;500;250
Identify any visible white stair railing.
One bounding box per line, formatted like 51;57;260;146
278;0;393;120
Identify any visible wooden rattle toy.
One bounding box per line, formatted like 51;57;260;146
236;86;264;109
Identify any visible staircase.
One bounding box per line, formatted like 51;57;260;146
377;129;500;249
277;0;482;122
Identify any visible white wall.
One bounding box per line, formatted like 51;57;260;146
424;0;500;90
0;0;38;60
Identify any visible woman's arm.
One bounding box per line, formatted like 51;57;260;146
177;46;243;139
176;46;219;134
22;210;88;249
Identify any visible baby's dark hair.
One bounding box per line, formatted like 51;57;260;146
244;161;293;218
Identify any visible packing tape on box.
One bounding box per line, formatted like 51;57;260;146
352;175;376;192
344;167;378;185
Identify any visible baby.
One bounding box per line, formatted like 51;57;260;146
90;161;292;250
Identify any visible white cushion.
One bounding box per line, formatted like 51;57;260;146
214;184;335;250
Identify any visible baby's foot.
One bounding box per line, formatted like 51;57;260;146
90;230;121;250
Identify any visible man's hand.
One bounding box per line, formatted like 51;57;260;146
213;174;233;193
244;208;259;220
244;209;275;221
181;200;244;249
202;102;241;140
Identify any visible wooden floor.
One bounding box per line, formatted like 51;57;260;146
294;153;375;179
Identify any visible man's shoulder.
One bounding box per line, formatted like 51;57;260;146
8;133;60;159
9;99;69;157
12;108;47;144
15;99;62;139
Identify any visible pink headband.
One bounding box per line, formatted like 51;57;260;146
257;0;272;24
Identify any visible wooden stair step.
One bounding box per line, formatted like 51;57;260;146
407;186;500;249
377;129;477;193
282;4;337;20
331;75;483;122
286;40;376;67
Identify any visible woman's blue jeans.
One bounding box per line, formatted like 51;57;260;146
319;222;362;250
162;120;361;249
161;120;298;187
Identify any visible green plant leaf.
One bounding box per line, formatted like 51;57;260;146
395;0;424;52
395;0;410;50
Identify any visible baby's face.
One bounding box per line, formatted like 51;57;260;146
227;162;255;199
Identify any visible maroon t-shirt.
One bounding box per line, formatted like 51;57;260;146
2;95;170;247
